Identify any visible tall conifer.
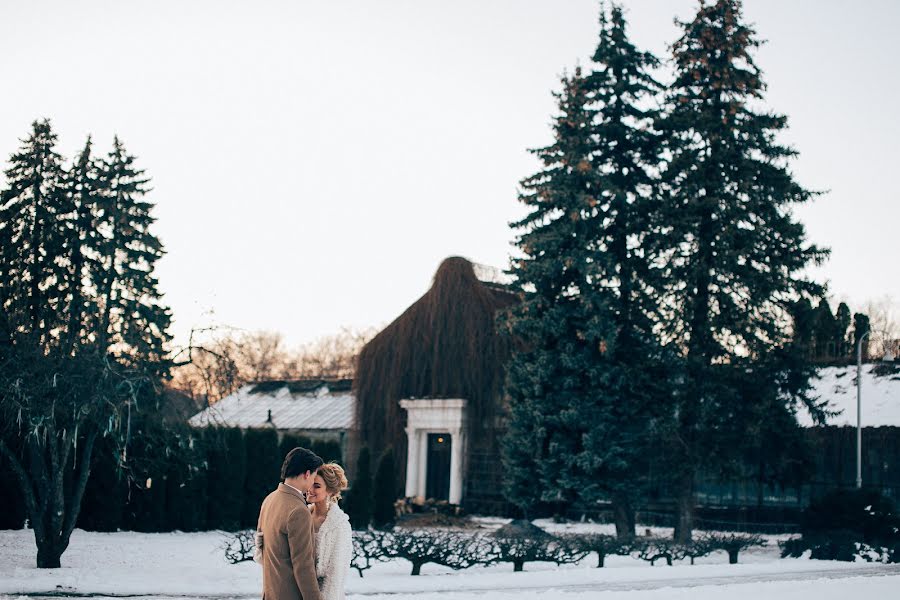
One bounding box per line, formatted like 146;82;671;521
501;67;613;517
656;0;826;541
0;120;69;345
94;137;172;372
569;3;668;538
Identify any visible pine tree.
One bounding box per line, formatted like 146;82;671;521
93;137;172;372
835;302;852;358
61;137;101;351
371;447;396;529
0;119;69;345
566;2;670;539
813;300;837;360
501;66;611;517
656;0;827;542
344;446;373;530
853;313;871;361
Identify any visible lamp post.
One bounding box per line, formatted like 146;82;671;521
856;330;870;489
856;331;894;488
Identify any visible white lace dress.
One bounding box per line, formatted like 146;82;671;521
315;502;352;600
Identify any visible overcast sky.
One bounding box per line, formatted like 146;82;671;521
2;1;898;348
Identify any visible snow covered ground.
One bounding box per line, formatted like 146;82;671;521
2;522;899;599
800;364;900;426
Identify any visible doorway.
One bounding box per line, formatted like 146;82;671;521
425;433;452;501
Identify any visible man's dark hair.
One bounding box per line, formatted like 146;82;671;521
281;447;324;481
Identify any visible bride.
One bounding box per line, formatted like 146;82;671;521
306;462;352;600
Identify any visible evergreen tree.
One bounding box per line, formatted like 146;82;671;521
813;300;837;360
853;313;871;361
0;119;69;345
656;0;826;542
93;137;172;372
61;137;101;351
789;298;816;358
0;123;173;566
568;2;669;539
371;447;396;529
835;302;852;358
344;446;373;530
501;67;611;518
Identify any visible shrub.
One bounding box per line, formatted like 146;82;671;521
224;530;256;564
311;439;342;464
632;537;695;566
380;529;489;575
563;533;632;568
77;434;127;531
700;532;766;564
372;447;397;529
781;488;900;563
242;429;281;528
344;447;373;530
205;427;247;531
351;529;389;577
488;521;585;572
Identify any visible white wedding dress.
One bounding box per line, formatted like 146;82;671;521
315;502;352;600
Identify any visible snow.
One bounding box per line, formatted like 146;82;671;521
1;526;898;599
189;383;354;431
800;364;900;427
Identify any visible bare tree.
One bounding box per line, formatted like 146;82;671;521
170;326;378;403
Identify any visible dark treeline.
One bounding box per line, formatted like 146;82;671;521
0;425;342;533
791;299;872;363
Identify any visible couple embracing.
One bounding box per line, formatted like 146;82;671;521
256;447;352;600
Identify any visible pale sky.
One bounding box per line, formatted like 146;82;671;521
2;1;898;349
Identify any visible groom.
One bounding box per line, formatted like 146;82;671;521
257;447;324;600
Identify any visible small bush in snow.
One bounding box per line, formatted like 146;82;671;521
380;529;490;575
632;537;696;566
561;533;632;568
700;532;766;564
350;529;391;577
223;530;256;564
476;520;584;572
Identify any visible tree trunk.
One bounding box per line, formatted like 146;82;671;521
612;494;636;540
36;542;64;569
411;562;422;576
596;551;606;568
513;559;524;572
728;549;739;564
673;472;695;543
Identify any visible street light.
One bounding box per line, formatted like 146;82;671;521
856;331;894;488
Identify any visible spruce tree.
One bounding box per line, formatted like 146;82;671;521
61;137;101;351
835;302;852;358
568;3;669;538
656;0;826;541
813;300;837;360
94;137;172;372
372;447;396;529
0;119;69;345
853;313;871;360
501;67;610;517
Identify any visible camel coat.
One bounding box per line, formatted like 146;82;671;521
257;483;322;600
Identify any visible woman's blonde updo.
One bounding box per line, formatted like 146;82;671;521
317;462;349;503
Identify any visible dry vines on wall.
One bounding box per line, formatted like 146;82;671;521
354;257;516;494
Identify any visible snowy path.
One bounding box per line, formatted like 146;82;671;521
7;564;898;598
